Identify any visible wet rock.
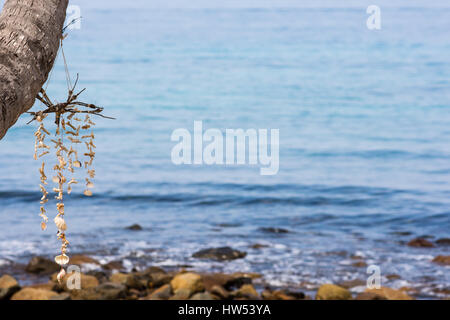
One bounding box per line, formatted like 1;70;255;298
210;285;230;299
233;284;259;299
148;284;172;300
148;272;173;288
407;237;434;248
202;273;234;291
432;287;450;296
316;284;352;300
250;243;269;249
351;261;367;268
143;266;166;275
231;272;262;280
338;279;366;289
170;288;192;300
50;292;71;300
25;256;60;275
126;224;143;231
436;238;450;246
390;231;412;236
326;250;348;257
193;247;246;261
200;273;253;294
355;292;387;300
86;270;108;283
283;290;306;300
102;260;124;271
259;227;289;234
365;287;413;300
0;275;20;300
432;255;450;266
261;289;275;300
109;272;146;290
11;288;58;300
110;272;129;284
71;282;127;300
28;283;54;291
171;272;204;297
126;288;142;300
268;289;305;300
272;290;295;300
190;292;214;300
125;274;148;291
201;272;254;293
224;276;252;291
216;223;242;228
69;255;100;266
386;274;401;280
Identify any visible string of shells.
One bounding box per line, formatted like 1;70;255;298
32;105;101;283
29;25;113;283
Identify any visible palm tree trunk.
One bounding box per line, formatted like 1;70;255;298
0;0;68;140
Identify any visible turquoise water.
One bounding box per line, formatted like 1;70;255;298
0;1;449;297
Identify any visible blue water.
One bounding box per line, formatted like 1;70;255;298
0;1;449;298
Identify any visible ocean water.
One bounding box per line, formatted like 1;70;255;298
0;1;449;298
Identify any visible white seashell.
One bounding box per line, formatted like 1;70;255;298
57;268;66;284
54;216;67;231
84;189;92;197
55;254;69;266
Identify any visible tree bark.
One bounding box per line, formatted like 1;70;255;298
0;0;68;140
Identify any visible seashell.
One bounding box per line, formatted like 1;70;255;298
68;137;82;144
55;254;70;266
41;126;50;135
88;170;95;178
41;222;47;230
67;122;77;130
39;151;49;158
57;268;66;284
83;189;92;197
73;161;82;168
54;216;67;231
86;182;94;189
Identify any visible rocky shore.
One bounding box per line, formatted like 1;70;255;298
1;248;449;300
1;234;449;300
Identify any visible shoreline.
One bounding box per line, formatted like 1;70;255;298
1;253;449;300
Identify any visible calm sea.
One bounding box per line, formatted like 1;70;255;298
0;1;449;298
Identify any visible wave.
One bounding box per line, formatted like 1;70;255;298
0;182;421;209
